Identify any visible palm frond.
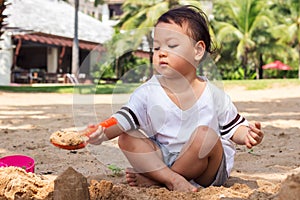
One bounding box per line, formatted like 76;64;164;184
215;22;243;42
139;1;169;28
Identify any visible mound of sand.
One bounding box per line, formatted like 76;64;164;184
277;172;300;200
2;167;300;200
89;179;281;200
0;167;284;200
0;167;53;200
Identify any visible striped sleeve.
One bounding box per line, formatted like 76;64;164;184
219;114;246;136
112;106;140;132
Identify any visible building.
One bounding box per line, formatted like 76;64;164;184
0;0;114;85
68;0;124;22
0;0;214;85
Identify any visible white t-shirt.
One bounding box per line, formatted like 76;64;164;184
113;75;248;175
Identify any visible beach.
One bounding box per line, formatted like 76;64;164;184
0;83;299;199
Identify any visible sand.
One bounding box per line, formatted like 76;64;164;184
0;83;299;199
0;167;53;200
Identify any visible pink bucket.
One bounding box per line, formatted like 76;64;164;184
0;155;35;173
0;162;8;167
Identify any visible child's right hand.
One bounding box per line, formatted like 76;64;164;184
86;126;107;145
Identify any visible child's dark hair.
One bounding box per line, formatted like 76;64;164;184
155;5;215;55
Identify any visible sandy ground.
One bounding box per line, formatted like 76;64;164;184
0;83;299;199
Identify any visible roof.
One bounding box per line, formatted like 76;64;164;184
4;0;114;44
13;32;104;51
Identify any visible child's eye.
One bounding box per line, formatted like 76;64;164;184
168;44;178;48
153;47;160;51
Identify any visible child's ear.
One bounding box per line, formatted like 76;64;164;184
194;41;206;62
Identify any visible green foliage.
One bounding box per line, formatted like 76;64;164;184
231;68;246;80
220;65;256;80
267;0;299;69
118;54;149;81
107;164;123;176
119;56;150;83
77;0;300;80
213;0;276;79
212;0;299;79
93;0;104;7
263;68;298;79
92;50;150;84
93;62;116;80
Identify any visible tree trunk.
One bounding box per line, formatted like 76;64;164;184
297;13;300;79
146;32;153;78
258;53;263;79
72;0;79;76
298;5;300;79
298;44;300;80
242;51;248;79
115;58;119;79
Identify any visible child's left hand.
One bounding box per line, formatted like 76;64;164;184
245;122;264;149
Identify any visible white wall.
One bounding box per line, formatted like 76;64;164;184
0;32;13;85
102;3;109;23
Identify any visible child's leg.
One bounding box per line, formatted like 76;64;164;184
118;130;197;192
171;126;224;187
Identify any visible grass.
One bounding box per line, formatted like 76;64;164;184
0;79;299;94
0;85;77;93
222;78;300;90
0;82;139;94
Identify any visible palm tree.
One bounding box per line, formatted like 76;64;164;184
66;0;105;76
269;0;300;79
61;0;80;76
213;0;274;79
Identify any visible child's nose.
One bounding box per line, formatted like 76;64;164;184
158;49;168;57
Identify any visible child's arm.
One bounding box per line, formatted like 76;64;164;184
231;122;264;149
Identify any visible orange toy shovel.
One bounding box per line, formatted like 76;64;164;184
50;117;117;150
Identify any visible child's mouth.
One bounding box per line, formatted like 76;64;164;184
159;61;168;66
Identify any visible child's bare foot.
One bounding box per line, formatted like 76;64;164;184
166;173;198;192
125;168;160;187
125;168;198;192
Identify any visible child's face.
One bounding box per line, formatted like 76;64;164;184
153;21;202;78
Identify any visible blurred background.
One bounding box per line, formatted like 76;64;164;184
0;0;299;87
